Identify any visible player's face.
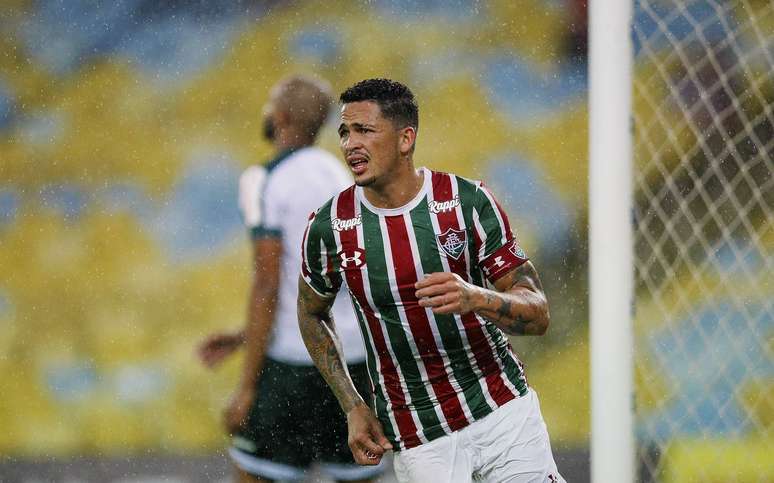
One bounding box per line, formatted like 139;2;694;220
338;101;402;188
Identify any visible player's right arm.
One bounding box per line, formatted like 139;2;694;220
298;206;392;464
297;276;392;465
296;277;361;413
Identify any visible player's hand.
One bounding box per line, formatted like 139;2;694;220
223;386;255;434
196;331;245;369
415;272;480;314
346;402;392;465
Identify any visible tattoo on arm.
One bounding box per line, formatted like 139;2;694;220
476;261;550;336
297;278;363;412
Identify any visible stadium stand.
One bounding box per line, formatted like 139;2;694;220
1;1;769;481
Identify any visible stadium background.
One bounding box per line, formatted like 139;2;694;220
0;0;770;482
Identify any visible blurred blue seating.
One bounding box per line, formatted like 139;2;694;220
487;155;575;258
0;189;19;227
640;301;773;439
484;54;586;123
633;0;734;57
148;152;243;262
0;80;14;128
40;184;89;221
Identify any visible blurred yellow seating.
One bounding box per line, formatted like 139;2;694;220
661;438;774;483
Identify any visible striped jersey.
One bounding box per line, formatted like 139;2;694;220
300;167;531;450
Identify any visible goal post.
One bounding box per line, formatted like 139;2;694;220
592;0;773;481
589;0;635;482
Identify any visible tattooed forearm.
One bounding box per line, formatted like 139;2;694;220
474;261;550;336
297;277;364;413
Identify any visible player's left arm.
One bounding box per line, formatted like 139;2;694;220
415;260;550;336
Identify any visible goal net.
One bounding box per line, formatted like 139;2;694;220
631;0;773;481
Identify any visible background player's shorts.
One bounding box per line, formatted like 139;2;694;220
229;358;385;482
393;389;564;483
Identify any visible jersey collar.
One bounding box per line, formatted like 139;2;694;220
265;146;303;172
356;167;431;216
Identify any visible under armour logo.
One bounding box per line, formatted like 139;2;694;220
339;248;365;269
481;255;506;278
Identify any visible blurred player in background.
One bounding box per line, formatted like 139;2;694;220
298;78;565;483
197;75;383;483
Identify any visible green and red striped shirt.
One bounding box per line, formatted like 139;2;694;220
301;168;530;450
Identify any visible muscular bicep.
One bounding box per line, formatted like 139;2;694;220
297;275;336;319
492;260;544;296
478;260;550;336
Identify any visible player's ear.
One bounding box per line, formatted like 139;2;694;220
398;126;416;155
274;108;292;129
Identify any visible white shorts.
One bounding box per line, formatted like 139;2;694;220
393;389;565;483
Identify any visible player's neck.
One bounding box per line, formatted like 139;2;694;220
363;161;424;210
273;129;315;152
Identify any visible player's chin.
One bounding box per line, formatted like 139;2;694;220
354;173;376;187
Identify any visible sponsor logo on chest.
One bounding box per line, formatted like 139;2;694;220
428;196;460;214
331;215;362;232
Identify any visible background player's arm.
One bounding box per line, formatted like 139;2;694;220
416;260;550;336
297;276;392;465
196;329;245;368
223;237;282;432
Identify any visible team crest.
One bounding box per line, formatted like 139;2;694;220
509;241;526;259
436;228;467;260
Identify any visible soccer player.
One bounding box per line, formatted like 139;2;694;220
197;75;384;483
298;78;565;483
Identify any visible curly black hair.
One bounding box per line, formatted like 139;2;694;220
339;78;418;130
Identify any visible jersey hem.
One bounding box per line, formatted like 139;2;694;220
391;388;529;451
300;273;337;299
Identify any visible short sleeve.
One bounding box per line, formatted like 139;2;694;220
300;210;342;298
238;166;282;239
472;182;529;283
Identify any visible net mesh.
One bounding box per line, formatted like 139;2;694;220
632;0;773;481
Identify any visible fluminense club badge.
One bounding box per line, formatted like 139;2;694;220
509;240;527;259
436;228;467;260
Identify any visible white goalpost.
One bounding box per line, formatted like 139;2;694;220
591;1;773;482
589;0;635;482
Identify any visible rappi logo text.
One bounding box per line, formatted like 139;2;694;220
428;196;460;214
331;216;362;232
